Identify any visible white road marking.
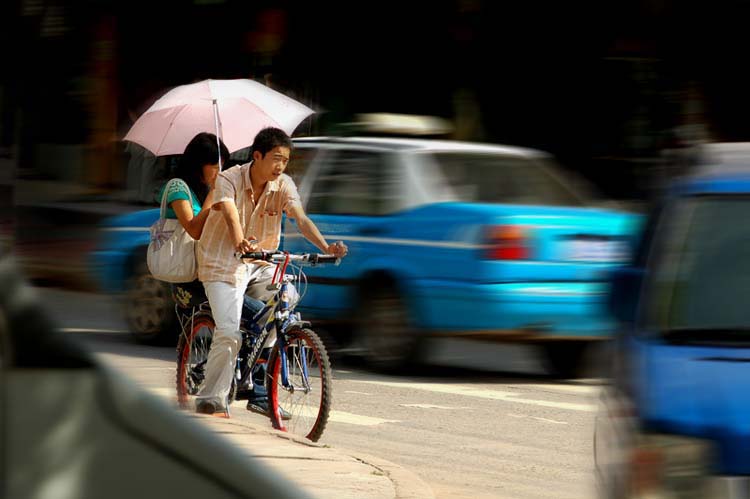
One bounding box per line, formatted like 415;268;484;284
531;416;568;425
352;380;596;412
327;410;399;426
521;383;601;395
344;390;372;396
353;380;519;398
507;413;569;425
400;404;469;410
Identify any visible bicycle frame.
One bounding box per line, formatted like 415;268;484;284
175;276;313;398
176;251;337;440
179;250;339;408
238;276;312;393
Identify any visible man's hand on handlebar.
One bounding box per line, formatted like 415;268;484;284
235;238;259;255
325;241;348;258
235;251;340;265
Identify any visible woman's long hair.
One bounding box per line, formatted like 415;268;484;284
174;132;229;204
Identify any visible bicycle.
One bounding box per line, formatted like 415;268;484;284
174;251;339;442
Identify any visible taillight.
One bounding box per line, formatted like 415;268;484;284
485;225;532;260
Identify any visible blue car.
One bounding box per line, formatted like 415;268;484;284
276;137;641;373
89;206;168;342
595;163;750;496
90;137;642;373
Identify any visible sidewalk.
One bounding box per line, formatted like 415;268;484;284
189;413;435;499
12;175;435;498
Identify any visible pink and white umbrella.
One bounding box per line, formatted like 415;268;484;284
124;79;314;163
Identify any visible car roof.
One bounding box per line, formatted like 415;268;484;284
689;142;750;176
666;142;750;195
292;136;548;158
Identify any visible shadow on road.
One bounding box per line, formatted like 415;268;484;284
64;331;176;364
330;339;611;387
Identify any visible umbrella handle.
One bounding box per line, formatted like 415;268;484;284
213;99;223;170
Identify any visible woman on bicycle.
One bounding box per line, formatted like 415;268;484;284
159;132;227;240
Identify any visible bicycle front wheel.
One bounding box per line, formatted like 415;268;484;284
267;327;332;442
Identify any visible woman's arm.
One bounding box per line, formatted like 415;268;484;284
171;189;214;240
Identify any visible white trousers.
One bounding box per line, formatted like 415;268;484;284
197;263;277;408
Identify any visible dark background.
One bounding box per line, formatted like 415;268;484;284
3;0;749;201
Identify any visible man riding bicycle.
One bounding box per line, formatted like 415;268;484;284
195;127;348;418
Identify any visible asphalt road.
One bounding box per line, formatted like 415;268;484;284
37;287;602;499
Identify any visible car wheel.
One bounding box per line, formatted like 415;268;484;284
125;259;177;344
540;341;590;378
357;284;422;372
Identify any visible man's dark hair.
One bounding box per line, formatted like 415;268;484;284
251;127;293;157
175;132;229;203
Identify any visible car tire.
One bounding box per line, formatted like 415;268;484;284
314;327;343;363
125;258;178;345
357;283;422;372
540;341;591;379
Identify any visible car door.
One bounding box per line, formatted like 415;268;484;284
283;147;399;319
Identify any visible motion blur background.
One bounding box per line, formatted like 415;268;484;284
2;0;745;277
2;0;745;210
1;0;741;353
5;2;750;498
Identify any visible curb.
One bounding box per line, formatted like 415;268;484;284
344;451;436;499
190;414;327;448
192;415;436;499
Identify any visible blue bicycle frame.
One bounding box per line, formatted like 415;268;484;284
240;277;312;391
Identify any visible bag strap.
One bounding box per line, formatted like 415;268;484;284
160;178;194;220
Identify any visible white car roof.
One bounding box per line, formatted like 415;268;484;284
293;136;548;158
691;142;750;175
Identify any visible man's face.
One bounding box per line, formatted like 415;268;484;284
253;146;290;183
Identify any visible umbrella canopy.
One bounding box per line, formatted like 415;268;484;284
124;79;314;156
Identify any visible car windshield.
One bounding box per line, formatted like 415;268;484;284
428;152;590;206
644;196;750;341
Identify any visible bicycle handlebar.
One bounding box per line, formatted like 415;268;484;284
236;251;340;265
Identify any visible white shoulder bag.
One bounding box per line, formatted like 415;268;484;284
147;179;198;283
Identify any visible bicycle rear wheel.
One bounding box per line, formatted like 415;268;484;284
267;327;332;442
176;313;214;408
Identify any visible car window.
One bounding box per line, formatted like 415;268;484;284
643;196;750;336
288;146;321;186
429;152;587;206
307;150;396;216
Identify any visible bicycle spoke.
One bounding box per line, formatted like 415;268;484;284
268;328;332;442
176;315;214;407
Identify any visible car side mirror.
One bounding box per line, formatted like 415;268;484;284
608;266;645;325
